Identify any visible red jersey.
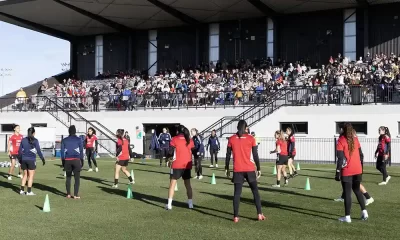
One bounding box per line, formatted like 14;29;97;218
170;134;194;169
117;138;130;160
337;135;362;177
9;134;23;155
377;135;390;156
86;135;98;148
227;134;257;172
287;136;296;156
276;139;288;156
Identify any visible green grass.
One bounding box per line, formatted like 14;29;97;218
0;154;399;240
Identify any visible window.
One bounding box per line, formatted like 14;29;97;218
31;123;47;127
280;122;308;134
336;122;367;135
1;124;15;132
95;35;103;75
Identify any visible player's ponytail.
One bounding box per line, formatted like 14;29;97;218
343;123;354;154
27;127;35;146
183;127;191;146
237;120;247;138
385;127;391;138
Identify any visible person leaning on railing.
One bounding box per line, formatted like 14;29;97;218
15;88;27;111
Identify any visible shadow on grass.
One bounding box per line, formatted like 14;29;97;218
81;175;113;186
134;169;170;175
35;205;43;211
200;191;337;221
0;179;20;193
34;182;65;197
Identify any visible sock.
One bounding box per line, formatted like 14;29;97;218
277;180;280;185
188;199;193;207
20;186;24;191
27;187;32;193
128;176;133;182
363;192;371;199
167;198;173;206
284;176;288;181
114;179;118;185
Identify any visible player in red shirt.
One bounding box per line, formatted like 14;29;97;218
270;130;289;187
165;125;195;210
285;127;298;178
375;126;391;185
335;123;368;223
84;127;99;172
112;129;134;188
225;120;265;222
7;124;23;180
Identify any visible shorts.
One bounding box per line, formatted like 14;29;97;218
341;174;362;183
64;160;82;172
232;171;257;184
21;161;36;170
170;168;191;180
117;160;129;167
288;155;295;160
9;154;19;160
160;148;169;158
276;155;288;165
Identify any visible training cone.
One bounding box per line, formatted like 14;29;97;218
130;170;135;181
273;165;277;175
174;183;178;191
305;178;311;191
296;162;301;171
43;194;51;213
127;185;133;199
211;173;216;185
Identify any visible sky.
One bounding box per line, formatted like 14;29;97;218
0;21;70;96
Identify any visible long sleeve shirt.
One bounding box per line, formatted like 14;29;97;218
158;133;172;149
207;136;220;150
61;135;84;160
18;137;44;161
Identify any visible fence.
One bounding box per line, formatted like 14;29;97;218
1;84;399;112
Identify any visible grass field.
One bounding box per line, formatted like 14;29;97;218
0;154;399;240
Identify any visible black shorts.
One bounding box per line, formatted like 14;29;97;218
160;148;169;158
170;168;191;180
21;161;36;170
288;155;295;160
9;154;18;160
232;171;257;184
276;155;288;165
341;174;362;183
64;160;82;172
117;160;129;167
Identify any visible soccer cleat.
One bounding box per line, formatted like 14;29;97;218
26;192;36;196
334;197;344;202
88;168;93;172
188;203;194;209
74;196;81;200
378;181;387;186
233;217;239;223
63;172;66;177
66;195;72;199
17;174;22;179
7;176;12;181
19;190;25;195
294;172;299;177
198;175;203;180
193;176;198;179
165;204;172;210
338;216;352;223
258;214;266;221
215;164;219;168
209;165;214;168
271;184;280;188
385;176;391;184
361;210;368;221
95;167;99;172
284;180;289;186
365;197;374;206
129;181;135;185
112;184;118;188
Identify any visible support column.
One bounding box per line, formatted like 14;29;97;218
267;18;274;63
70;42;78;77
95;35;104;75
209;23;219;67
363;8;369;57
344;9;357;61
148;30;157;76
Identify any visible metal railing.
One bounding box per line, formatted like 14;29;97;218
1;84;398;112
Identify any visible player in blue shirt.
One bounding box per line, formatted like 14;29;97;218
18;127;45;196
61;126;84;199
158;128;172;167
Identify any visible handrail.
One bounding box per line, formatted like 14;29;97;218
72;111;116;140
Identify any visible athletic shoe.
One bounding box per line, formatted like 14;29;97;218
26;192;36;196
233;217;239;223
385;176;391;184
361;210;368;221
287;175;292;179
258;214;266;221
215;164;219;168
272;184;280;188
88;168;93;172
7;176;12;181
334;197;344;202
17;174;22;179
112;184;118;188
284;180;289;186
294;172;299;177
129;181;135;185
366;197;374;206
193;176;198;179
165;204;172;210
63;172;66;177
338;216;351;223
66;195;72;199
95;167;99;172
19;190;25;195
198;175;203;180
378;181;387;186
209;165;214;168
74;196;81;200
188;202;194;209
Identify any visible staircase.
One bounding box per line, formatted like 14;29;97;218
199;88;297;139
44;97;116;155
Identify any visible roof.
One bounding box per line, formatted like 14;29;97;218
0;0;398;38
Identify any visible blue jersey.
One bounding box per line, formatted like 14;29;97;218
192;136;205;156
61;135;84;160
207;136;220;151
18;137;44;161
158;133;172;149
